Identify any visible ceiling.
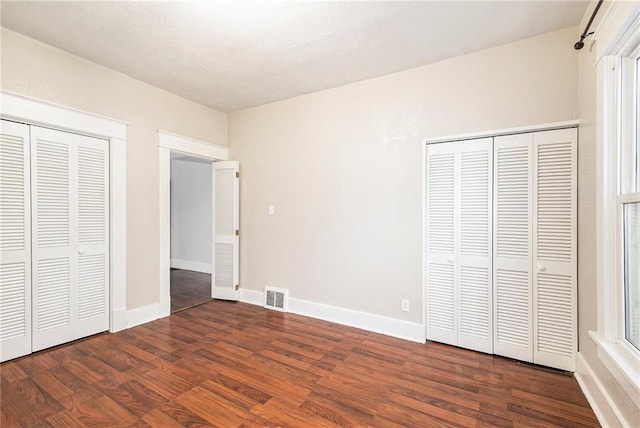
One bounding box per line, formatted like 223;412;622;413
0;1;588;113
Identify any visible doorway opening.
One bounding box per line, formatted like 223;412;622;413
170;152;213;312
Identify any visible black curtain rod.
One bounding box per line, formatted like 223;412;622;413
574;0;604;50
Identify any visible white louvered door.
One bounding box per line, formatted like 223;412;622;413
31;127;109;352
425;142;457;346
457;139;493;353
425;128;576;370
493;133;534;362
532;129;576;371
0;120;32;362
212;161;239;301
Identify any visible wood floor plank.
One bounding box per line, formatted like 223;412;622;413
31;371;75;400
141;409;184;428
0;300;599;427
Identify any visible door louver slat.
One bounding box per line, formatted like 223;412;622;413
78;254;106;320
427;153;455;254
460;266;490;339
427;263;455;330
0;135;26;252
496;146;529;259
0;262;26;340
536;142;572;262
461;151;489;256
36;258;71;331
495;269;529;347
36;140;70;248
78;147;106;245
214;169;234;236
214;243;233;289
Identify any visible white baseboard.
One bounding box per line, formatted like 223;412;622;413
126;300;170;329
239;289;264;306
170;258;212;274
575;352;628;428
238;289;425;343
110;306;127;332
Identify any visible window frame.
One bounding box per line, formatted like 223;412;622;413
592;2;640;406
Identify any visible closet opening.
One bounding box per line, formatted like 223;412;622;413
170;152;213;312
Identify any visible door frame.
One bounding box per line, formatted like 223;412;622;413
0;90;128;333
158;130;228;317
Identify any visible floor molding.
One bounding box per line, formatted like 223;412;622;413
239;289;264;306
239;289;424;343
170;259;212;274
111;306;127;332
575;352;628;428
126;300;170;329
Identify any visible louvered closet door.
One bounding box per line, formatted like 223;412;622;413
0;120;32;362
493;134;533;362
532;129;576;371
212;161;239;301
457;139;493;353
426;142;457;346
31;127;109;352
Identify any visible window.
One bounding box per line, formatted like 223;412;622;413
625;201;639;350
592;2;640;406
620;50;640;353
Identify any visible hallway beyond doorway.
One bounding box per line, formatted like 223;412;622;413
170;269;212;312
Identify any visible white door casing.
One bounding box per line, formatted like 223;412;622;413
31;126;109;352
212;161;240;301
158;131;229;319
0;120;32;362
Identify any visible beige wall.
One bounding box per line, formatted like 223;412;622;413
0;28;227;310
229;27;579;323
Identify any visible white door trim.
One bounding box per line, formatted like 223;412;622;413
158;130;228;317
0;90;128;332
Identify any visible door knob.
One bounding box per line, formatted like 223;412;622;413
78;248;86;255
537;263;546;272
447;257;454;263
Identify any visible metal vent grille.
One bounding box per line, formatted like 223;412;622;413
264;286;288;312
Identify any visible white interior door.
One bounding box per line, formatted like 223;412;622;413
425;142;457;346
457;138;493;354
493;133;534;362
212;161;239;301
532;128;577;371
0;120;32;362
31;126;109;352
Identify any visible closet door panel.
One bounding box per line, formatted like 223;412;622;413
425;142;457;346
75;135;109;335
458;139;493;353
493;134;533;362
31;127;74;351
0;120;32;362
31;127;109;352
533;128;576;371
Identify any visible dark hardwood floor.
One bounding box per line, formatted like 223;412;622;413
1;301;599;427
170;268;212;313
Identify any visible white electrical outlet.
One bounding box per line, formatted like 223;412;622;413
401;299;409;312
